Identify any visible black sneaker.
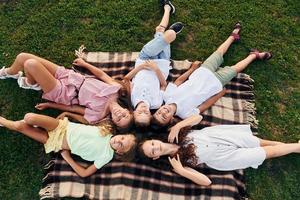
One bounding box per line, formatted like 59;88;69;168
169;22;184;34
160;0;175;14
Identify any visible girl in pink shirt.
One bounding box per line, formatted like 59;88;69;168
0;54;133;129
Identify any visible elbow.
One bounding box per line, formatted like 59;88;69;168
78;172;89;178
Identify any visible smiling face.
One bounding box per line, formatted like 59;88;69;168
110;134;136;155
111;106;133;128
134;102;151;126
141;139;165;160
153;104;174;126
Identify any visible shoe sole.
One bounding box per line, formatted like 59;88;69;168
175;24;184;34
170;22;184;34
169;2;175;14
17;76;42;91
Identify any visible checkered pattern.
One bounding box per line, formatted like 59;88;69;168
39;47;257;200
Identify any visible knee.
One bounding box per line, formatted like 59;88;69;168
163;30;176;43
24;59;39;72
24;113;38;125
16;52;32;64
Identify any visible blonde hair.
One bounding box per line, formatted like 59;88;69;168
95;118;115;136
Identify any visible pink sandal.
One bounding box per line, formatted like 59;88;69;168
230;22;242;42
250;49;273;60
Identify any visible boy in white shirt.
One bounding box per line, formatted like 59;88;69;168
153;22;272;140
124;0;184;129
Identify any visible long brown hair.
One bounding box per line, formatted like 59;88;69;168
138;126;199;168
115;78;133;111
177;126;199;168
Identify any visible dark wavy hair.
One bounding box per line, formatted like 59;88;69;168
177;126;199;168
115;78;133;111
113;78;134;132
138;126;199;169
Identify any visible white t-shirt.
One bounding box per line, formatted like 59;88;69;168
163;67;223;119
131;58;171;109
187;125;266;171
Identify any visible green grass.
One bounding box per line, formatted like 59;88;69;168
0;0;299;199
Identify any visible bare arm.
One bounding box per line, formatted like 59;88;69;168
57;112;89;124
182;167;212;186
145;60;167;90
197;89;226;113
124;63;146;80
174;61;202;86
35;102;85;115
169;155;211;186
61;150;97;177
168;115;203;143
154;66;167;90
73;58;116;85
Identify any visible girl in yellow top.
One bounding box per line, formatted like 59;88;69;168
0;113;137;177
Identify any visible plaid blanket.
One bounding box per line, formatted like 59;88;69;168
39;46;258;200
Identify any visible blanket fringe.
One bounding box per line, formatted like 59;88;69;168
242;100;259;129
39;184;54;200
43;159;55;170
75;45;87;59
239;74;255;86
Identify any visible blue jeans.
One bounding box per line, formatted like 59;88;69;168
139;32;171;60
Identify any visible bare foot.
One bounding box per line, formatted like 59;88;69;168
0;116;21;130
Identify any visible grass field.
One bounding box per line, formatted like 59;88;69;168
0;0;299;199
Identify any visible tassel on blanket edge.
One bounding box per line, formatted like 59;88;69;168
75;45;87;60
39;184;55;199
43;159;55;170
248;114;259;131
242;100;259;129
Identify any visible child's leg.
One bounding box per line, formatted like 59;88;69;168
156;4;172;34
263;143;300;159
0;116;49;144
5;53;59;76
214;51;271;86
215;26;240;56
138;5;175;60
23;113;59;131
200;25;241;76
22;59;58;92
231;51;270;73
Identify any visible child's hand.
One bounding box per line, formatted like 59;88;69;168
168;155;185;175
144;60;158;71
35;102;50;110
191;60;202;70
57;112;69;119
168;124;181;143
73;58;87;67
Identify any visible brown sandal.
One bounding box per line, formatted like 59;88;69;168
250;49;273;60
230;22;242;41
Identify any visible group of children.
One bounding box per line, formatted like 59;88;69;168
1;0;300;186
